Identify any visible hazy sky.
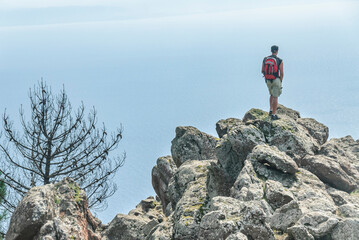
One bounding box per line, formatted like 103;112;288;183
1;0;358;223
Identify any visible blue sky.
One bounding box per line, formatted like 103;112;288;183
1;0;359;223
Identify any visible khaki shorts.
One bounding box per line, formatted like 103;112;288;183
266;78;282;97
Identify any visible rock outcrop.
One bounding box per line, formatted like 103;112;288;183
7;105;359;240
6;178;101;240
101;197;165;240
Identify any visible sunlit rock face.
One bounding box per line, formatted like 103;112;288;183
6;178;101;240
7;105;359;240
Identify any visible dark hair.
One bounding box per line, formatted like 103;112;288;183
271;45;279;53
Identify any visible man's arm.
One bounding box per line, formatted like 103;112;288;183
279;61;284;81
261;62;265;76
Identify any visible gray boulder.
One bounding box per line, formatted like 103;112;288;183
230;160;264;201
277;104;301;120
216;118;243;138
146;221;173;240
297;118;329;145
198;210;238;240
152;155;177;211
207;161;232;198
337;204;359;218
225;232;248;240
250;145;298;175
270;200;302;232
168;160;214;240
296;212;339;238
171;126;218;167
102;197;164;240
198;197;244;240
291;169;337;214
216;123;265;185
319;136;359;185
331;218;359;240
242;108;270;122
319;135;359;161
264;180;295;210
6;178;101;240
239;204;275;240
167;160;214;208
263;116;319;161
287;225;314;240
299;155;357;192
199;196;274;240
242;108;319;161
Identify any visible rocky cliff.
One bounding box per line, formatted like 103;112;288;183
6;105;359;240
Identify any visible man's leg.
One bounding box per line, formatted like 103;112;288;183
269;95;273;112
272;96;278;114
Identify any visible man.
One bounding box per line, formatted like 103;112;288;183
262;45;283;120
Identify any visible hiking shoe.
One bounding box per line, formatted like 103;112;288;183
271;114;280;121
269;110;273;116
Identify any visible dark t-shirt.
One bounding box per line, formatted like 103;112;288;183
263;55;282;78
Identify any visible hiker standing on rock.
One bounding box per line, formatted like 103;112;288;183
262;45;283;121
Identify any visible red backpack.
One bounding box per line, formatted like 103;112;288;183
263;56;278;80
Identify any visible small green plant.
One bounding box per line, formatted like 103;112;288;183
74;187;82;203
350;189;359;197
272;229;288;240
54;195;61;205
68;183;82;203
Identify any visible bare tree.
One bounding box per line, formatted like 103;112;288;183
0;81;125;212
0;173;6;239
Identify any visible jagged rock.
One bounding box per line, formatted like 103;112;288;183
199;196;244;237
242;105;300;122
207;161;232;198
250;145;298;174
198;210;238;240
152;156;177;211
239;204;275;240
264;180;295;210
297;118;329;145
167;160;213;208
146;220;173;240
292;169;337;214
171;126;218;167
6;178;101;240
299;155;357;192
277;104;301;120
296;212;339;238
319;135;359;161
327;186;351;206
230;160;264;201
270;201;302;232
265;116;319;160
102;214;148;240
287;225;314;240
243;108;319;161
331;218;359;240
102;196;164;240
318;136;359;187
249;152;298;188
225;232;248;240
199;196;274;240
216;118;243;138
168;160;214;240
216;123;265;185
242;108;269;122
337;204;359;218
